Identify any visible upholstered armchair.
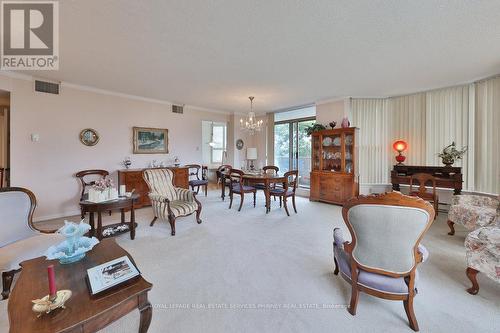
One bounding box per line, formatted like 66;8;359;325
142;168;202;236
464;218;499;295
447;194;499;235
333;192;435;332
0;187;63;299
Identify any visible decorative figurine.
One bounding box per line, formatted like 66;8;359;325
174;156;180;167
329;121;337;129
123;157;132;169
32;290;72;317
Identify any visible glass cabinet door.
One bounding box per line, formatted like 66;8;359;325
311;135;321;171
321;133;342;172
344;133;354;174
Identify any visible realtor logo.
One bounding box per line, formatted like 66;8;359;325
1;1;59;70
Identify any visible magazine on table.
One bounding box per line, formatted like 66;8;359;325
87;256;140;295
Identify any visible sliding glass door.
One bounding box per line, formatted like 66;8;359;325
274;118;315;187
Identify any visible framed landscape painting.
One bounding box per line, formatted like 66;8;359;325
133;127;169;154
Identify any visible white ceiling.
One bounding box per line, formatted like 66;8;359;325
24;0;500;113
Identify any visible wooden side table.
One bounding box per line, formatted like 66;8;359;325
80;194;140;241
8;239;153;333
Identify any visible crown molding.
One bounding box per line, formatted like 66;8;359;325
0;71;232;115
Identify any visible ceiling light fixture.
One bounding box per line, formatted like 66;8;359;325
240;96;263;135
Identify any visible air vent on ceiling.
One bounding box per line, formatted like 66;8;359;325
172;104;184;114
34;80;60;94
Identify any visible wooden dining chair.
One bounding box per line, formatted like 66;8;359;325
75;169;111;218
254;165;279;192
216;164;232;201
409;173;439;218
185;164;208;196
269;170;298;216
228;169;256;211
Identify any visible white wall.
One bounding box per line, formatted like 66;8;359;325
0;74;230;220
315;98;349;126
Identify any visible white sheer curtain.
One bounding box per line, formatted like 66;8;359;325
389;93;426;165
475;77;500;194
351;99;390;184
425;85;472;189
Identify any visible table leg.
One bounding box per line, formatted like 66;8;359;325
89;212;95;237
121;208;125;224
97;212;103;241
138;293;152;333
264;180;271;214
221;175;226;201
130;204;136;240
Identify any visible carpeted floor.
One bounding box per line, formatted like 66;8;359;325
1;190;499;332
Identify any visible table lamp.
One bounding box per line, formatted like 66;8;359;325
246;148;257;170
393;140;407;165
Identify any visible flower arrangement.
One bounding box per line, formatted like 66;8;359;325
438;142;467;166
93;176;114;191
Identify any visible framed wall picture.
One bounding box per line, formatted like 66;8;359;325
133;127;168;154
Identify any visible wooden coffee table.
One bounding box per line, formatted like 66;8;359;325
80;194;140;241
8;239;153;333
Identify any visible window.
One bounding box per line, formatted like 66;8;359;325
274;106;316;188
202;121;227;165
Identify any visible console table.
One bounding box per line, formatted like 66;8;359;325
118;167;189;208
8;239;153;333
391;165;463;195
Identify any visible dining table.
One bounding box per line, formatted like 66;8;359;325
221;170;287;213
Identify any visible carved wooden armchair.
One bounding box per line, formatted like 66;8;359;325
409;173;439;218
0;187;62;299
185;164;208;197
216;164;232;200
269;170;298;216
333;192;435;332
142;168;202;236
75;169;111;218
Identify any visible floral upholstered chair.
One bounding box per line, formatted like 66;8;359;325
447;194;499;236
464;216;500;295
143;168;202;236
333;192;435;332
0;187;62;299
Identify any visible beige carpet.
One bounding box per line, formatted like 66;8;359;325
1;190;499;332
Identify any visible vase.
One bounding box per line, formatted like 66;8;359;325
442;157;454;167
341;117;350;128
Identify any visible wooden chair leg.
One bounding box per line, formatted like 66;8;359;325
447;220;455;236
2;269;20;300
283;197;290;216
279;196;282;207
229;192;233;209
150;216;158;226
81;208;85;219
253;191;256;207
292;195;297;213
333;257;339;275
196;202;202;224
348;286;359;316
466;267;480;295
204;184;207;197
403;295;419;332
108;210;112;216
168;216;176;236
238;193;245;212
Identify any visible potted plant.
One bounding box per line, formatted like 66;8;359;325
438;142;467;167
304;123;327;136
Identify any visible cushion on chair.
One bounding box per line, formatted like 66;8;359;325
169;200;198;217
448;204;497;230
269;188;294;196
253;183;268;190
465;226;500;284
0;233;64;272
334;245;418;295
189;179;208;186
231;184;255;193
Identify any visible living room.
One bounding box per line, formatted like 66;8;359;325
0;1;499;333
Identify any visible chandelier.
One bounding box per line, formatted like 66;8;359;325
240;96;263;135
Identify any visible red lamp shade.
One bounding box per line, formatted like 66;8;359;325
393;140;408;153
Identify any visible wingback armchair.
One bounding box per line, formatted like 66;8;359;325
464;216;499;295
143;168;202;236
333;192;435;332
0;187;62;299
447;194;499;235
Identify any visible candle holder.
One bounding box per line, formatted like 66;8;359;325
32;290;72;317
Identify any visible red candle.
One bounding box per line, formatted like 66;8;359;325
47;265;57;299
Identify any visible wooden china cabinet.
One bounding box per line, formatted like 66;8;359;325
309;127;359;205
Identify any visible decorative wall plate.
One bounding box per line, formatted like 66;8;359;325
322;137;333;146
333;137;341;146
80;128;100;146
236;139;244;150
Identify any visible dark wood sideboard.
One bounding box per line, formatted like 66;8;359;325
118;167;189;208
391;165;463;195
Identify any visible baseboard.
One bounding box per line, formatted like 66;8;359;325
34;210;81;223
